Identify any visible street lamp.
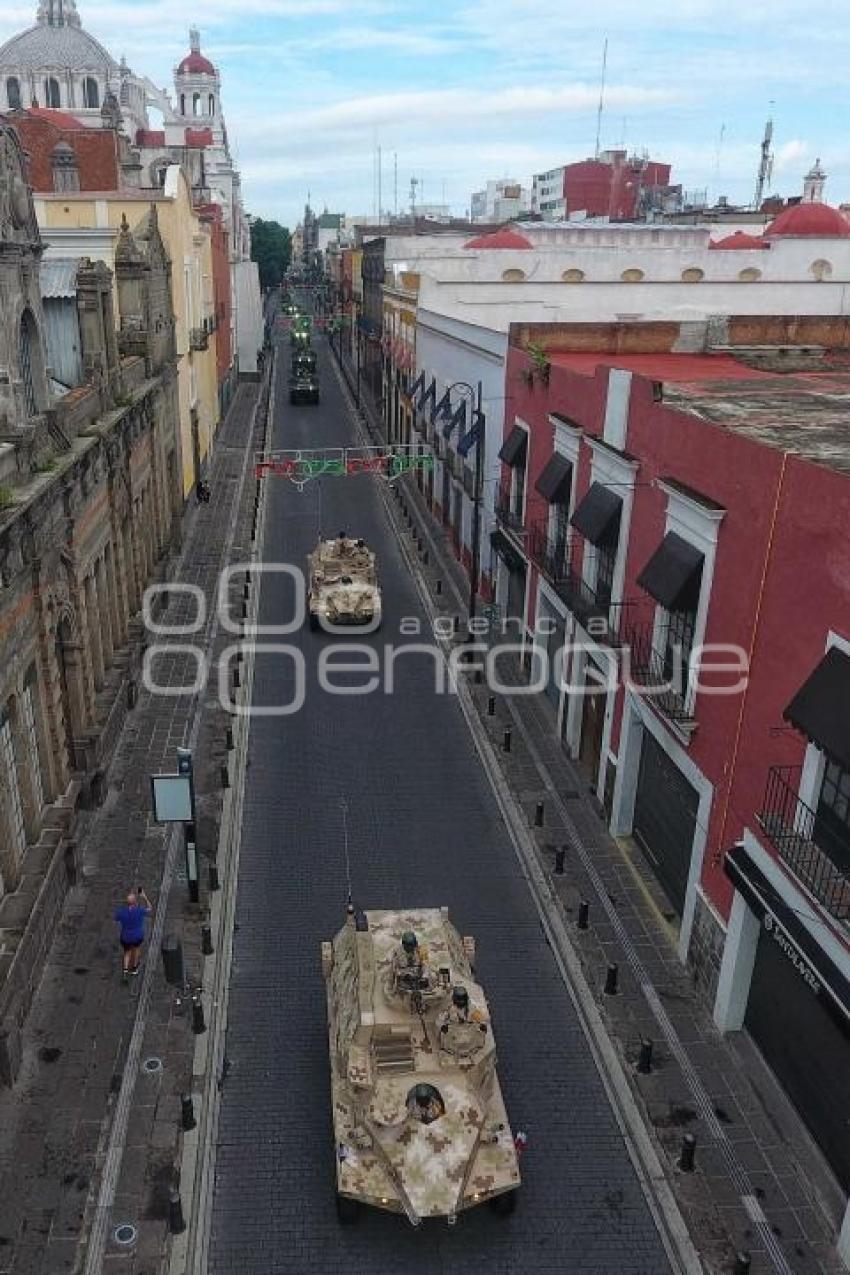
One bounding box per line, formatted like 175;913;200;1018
443;381;485;623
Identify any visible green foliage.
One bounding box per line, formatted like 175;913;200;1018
250;218;292;291
0;486;12;510
34;457;57;473
526;340;551;383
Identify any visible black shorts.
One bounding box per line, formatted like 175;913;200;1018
120;938;143;952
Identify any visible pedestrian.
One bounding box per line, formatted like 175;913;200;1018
115;887;153;979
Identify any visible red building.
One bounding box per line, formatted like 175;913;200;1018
495;318;850;1226
197;202;235;409
564;150;673;220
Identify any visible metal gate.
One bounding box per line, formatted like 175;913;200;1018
545;616;566;711
632;731;698;916
745;929;850;1191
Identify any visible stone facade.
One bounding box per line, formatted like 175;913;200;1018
0;121;180;1083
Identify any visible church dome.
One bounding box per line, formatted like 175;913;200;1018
763;202;850;239
176;28;217;77
0;3;117;73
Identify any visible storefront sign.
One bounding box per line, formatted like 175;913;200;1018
762;911;822;994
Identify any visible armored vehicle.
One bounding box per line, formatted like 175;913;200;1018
289;350;319;404
321;906;521;1224
307;534;381;630
291;314;312;347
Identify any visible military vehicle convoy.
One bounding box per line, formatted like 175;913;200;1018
290;349;319;404
291;313;312;347
321;905;521;1224
307;534;382;630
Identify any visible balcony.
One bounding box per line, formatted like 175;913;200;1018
758;765;850;923
624;619;696;725
495;480;525;536
189;327;209;352
527;523;630;646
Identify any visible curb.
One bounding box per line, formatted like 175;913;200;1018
169;352;275;1275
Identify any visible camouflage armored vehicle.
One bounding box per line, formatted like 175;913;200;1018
307;534;381;630
291;314;312;347
321;905;521;1224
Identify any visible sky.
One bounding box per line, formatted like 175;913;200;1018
2;0;849;228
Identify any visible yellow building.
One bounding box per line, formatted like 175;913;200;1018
382;268;419;444
33;165;219;498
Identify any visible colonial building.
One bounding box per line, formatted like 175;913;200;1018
0;121;180;1082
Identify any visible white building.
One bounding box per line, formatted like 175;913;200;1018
531;166;566;220
470;179;530;224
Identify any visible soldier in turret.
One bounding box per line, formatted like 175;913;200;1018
407;1083;445;1125
390;930;434;997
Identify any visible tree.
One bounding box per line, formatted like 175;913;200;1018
250;219;292;290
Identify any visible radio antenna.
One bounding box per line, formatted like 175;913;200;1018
340;796;353;909
594;37;608;159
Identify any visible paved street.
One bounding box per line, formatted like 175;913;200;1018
208;322;674;1273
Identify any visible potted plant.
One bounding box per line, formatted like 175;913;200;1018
526;341;551;386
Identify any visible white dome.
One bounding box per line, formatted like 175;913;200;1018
0;2;117;73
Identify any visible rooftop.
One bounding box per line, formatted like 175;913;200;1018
548;351;770;382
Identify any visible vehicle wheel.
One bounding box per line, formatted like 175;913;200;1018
489;1191;517;1217
336;1194;360;1224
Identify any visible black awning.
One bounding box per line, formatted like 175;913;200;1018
570;482;622;546
535;453;573;504
637;531;704;611
498;426;528;467
490;529;526;574
784;647;850;771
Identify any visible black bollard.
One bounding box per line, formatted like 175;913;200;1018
209;861;220;892
733;1254;751;1275
604;963;619;996
161;935;185;987
637;1038;653;1074
422;550;429;565
554;847;566;875
232;666;241;689
474;669;483;684
534;801;544;827
453;615;460;633
502;727;512;752
169;1189;186;1235
436;579;442;595
181;1093;196;1132
226;726;234;751
577;898;589;929
201;924;213;956
678;1133;696;1172
220;763;229;789
243;582;250;600
191;993;206;1035
487;695;496;716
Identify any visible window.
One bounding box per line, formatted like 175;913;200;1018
621;268;644;283
0;706;26;863
193;92;201;116
810;259;833;282
44;77;61;108
501;268;525;282
681;267;704;282
551;500;570;571
21;681;44;814
83;77;99;108
815;758;850;865
208;94;215;115
738;267;762;282
180;93;186;115
19;310;39;418
6;77;21;110
595;532;618;608
562;268;584;283
512;462;526;521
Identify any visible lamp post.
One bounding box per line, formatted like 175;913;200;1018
444;381;485;623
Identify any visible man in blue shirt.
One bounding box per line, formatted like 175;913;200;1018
114;888;153;979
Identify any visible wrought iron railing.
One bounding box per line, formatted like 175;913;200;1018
495;481;525;534
526;523;630;646
623;619;696;724
758;765;850;922
189;327;209;352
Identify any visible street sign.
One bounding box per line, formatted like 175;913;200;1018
150;774;193;823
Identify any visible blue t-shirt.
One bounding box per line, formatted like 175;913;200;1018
115;904;150;944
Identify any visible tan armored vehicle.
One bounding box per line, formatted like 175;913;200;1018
307;533;381;630
321;905;521;1225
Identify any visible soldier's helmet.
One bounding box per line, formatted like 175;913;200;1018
414;1083;436;1108
401;931;418;954
452;985;470;1011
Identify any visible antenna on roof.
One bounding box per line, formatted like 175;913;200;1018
594;37;608;160
340;796;353;912
753;108;774;210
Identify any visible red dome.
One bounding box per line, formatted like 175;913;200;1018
709;231;766;250
178;51;216;76
764;202;850;239
463;227;532;250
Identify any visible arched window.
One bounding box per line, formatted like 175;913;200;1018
208;94;215;115
561;268;585;283
501;268;526;282
621;267;644;283
44;76;61;108
738;267;762;283
810;258;833;282
681;267;704;282
193;92;201;116
180;93;186;115
6;77;21;110
83;77;99;108
19;309;40;418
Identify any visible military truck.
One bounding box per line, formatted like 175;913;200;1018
289;349;319;404
307;534;381;630
291;314;312;347
321;905;521;1224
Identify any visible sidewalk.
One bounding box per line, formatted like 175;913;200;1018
386;451;845;1275
0;375;267;1275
